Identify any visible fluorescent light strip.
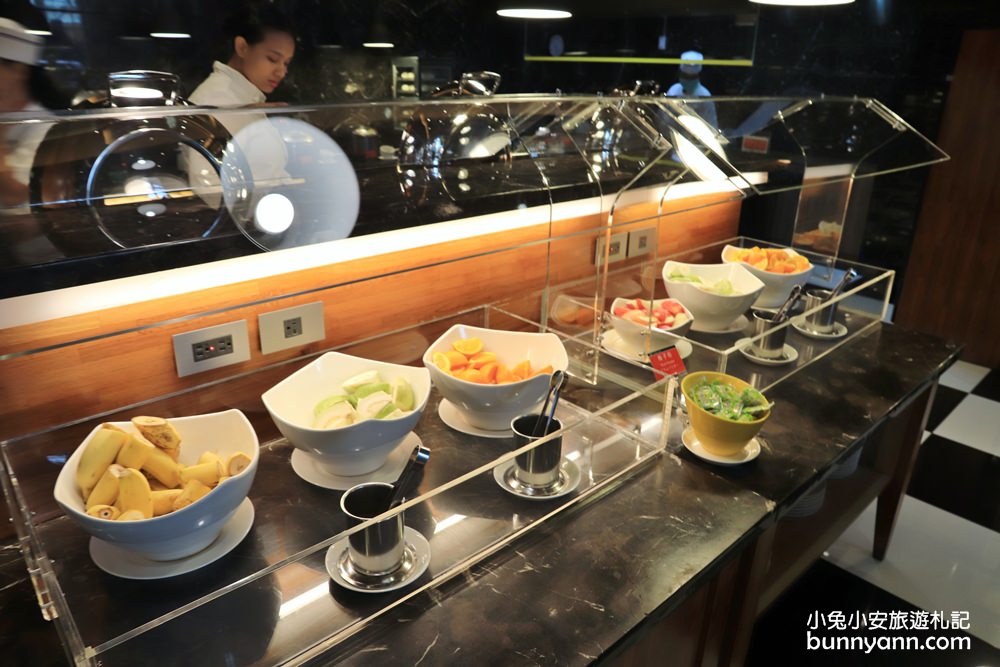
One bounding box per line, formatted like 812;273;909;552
25;29;52;36
149;32;191;39
0;178;765;329
497;9;572;19
362;42;394;48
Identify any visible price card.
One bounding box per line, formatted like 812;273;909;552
649;345;686;380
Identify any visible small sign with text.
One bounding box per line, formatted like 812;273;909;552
649;345;686;379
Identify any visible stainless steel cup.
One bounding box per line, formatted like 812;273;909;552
750;309;788;359
340;482;404;577
510;414;563;489
803;288;837;334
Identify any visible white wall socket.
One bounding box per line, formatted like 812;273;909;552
258;301;325;354
627;227;657;258
595;232;629;265
172;320;251;378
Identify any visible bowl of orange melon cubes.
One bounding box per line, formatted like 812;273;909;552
722;244;814;309
423;324;569;432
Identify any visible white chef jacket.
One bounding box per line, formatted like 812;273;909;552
186;62;289;212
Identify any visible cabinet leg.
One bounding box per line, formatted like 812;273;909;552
873;381;937;561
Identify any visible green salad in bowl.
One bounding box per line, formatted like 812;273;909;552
687;376;771;422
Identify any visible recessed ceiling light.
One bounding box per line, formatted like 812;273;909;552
362;41;394;48
496;9;572;19
749;0;853;5
149;32;191;39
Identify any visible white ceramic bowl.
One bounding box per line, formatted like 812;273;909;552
53;409;259;561
662;260;765;332
609;297;694;351
262;351;431;477
721;244;814;309
422;324;569;431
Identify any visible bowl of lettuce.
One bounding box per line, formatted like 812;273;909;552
681;371;771;457
662;260;765;332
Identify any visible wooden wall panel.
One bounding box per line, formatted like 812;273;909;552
896;30;1000;367
0;192;739;441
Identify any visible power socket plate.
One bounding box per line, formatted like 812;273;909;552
627;227;657;258
258;301;325;354
172;320;250;378
595;232;628;265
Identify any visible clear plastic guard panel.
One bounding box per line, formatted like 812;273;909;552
0;306;667;666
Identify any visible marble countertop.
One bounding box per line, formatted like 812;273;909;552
0;324;960;666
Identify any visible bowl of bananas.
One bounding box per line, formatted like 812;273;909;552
53;409;259;561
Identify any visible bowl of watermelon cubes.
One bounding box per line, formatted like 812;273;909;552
609;297;695;351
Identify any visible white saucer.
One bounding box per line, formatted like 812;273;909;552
88;499;255;580
600;330;693;364
290;433;423;490
438;399;513;439
681;427;761;466
690;314;750;334
326;526;431;593
734;338;799;366
792;319;849;340
492;458;581;500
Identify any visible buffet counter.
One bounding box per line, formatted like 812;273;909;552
0;323;959;666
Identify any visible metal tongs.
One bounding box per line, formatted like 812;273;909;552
828;268;860;301
773;284;804;322
533;370;568;437
387;445;431;509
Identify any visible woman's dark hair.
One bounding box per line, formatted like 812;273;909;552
227;3;296;51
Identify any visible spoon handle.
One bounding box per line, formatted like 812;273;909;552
388;445;431;509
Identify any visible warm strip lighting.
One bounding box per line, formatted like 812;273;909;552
362;41;394;48
749;0;854;5
497;9;572;19
149;32;192;39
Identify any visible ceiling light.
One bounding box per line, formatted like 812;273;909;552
149;32;191;39
749;0;853;5
362;41;394;48
25;29;52;36
497;9;572;19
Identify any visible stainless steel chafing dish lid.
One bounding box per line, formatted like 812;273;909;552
108;70;182;107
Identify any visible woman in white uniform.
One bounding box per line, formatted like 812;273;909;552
186;6;297;214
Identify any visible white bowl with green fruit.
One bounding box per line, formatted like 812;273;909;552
662;260;765;332
262;352;431;476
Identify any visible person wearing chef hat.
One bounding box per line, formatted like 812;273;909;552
0;17;66;265
665;50;718;129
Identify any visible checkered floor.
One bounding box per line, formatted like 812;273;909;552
748;360;1000;664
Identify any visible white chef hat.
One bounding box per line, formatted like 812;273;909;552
0;18;43;65
679;50;703;75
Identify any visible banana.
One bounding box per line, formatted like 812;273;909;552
217;475;231;485
131;416;181;450
86;504;120;520
172;479;212;511
115;433;156;469
85;463;123;510
225;452;253;477
141;446;181;489
179;461;221;488
76;426;129;496
115;467;154;519
198;451;221;467
117;509;146;521
151;489;184;516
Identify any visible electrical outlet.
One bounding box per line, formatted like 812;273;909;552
259;302;325;354
172;321;250;378
627;227;656;258
595;232;628;265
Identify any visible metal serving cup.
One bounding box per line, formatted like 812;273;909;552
510;414;563;491
340;482;405;577
750;309;788;359
803;288;837;334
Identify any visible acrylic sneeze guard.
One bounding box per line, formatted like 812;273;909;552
0;95;946;666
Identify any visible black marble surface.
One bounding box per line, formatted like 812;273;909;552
0;324;960;666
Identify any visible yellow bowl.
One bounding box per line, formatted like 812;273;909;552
681;371;769;457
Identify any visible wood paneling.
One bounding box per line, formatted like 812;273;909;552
896;30;1000;367
0;192;739;441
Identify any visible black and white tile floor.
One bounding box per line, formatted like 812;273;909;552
747;360;1000;666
